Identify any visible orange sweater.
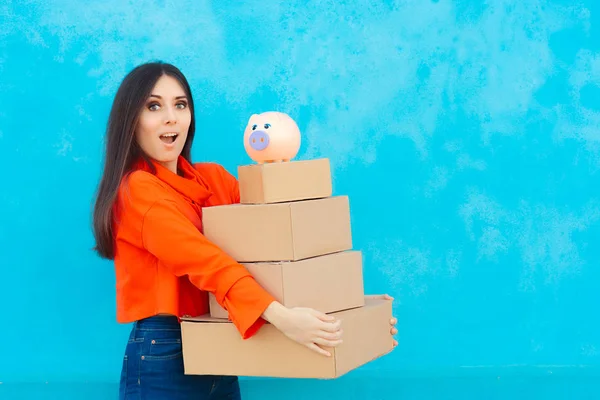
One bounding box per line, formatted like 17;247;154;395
112;155;276;339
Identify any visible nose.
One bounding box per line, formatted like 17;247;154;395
248;130;270;151
164;107;177;124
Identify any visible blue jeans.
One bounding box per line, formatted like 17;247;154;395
119;315;241;399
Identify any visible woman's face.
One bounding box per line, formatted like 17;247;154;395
135;74;191;173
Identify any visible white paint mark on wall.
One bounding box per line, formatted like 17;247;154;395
459;188;600;291
55;132;73;156
581;344;599;357
459;188;508;241
370;239;432;298
369;239;461;298
424;166;450;197
457;154;487;171
423;141;489;198
552;49;600;169
477;226;510;262
531;339;544;353
76;104;92;122
515;202;598;291
445;249;462;278
1;1;48;47
444;140;488;172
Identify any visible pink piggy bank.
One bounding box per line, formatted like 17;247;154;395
243;111;301;164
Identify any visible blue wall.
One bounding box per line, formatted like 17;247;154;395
1;0;599;398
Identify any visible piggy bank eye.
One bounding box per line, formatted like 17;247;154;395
264;123;271;129
251;124;257;130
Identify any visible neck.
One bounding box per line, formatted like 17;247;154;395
158;159;178;175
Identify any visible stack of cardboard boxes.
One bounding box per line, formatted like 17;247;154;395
180;159;395;379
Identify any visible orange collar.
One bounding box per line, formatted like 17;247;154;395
133;155;213;205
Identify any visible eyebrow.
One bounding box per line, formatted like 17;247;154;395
149;94;188;100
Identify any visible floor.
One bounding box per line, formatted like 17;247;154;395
1;371;599;399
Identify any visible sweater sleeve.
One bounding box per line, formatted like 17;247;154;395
125;173;275;339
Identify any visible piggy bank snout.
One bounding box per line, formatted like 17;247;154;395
248;130;270;151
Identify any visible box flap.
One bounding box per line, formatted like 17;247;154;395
336;296;388;316
181;314;232;323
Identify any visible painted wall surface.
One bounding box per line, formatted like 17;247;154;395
1;0;599;398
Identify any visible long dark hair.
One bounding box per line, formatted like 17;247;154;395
92;61;196;260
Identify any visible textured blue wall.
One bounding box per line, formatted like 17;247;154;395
1;0;599;398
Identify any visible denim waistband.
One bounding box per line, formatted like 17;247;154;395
134;315;180;330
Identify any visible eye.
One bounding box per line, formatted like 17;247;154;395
176;101;188;109
148;102;160;111
264;123;271;129
252;124;257;130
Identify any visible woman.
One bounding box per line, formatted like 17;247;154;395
92;61;397;399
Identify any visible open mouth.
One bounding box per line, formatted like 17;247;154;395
159;133;178;144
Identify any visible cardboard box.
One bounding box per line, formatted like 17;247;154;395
181;297;394;379
209;251;365;318
238;158;332;204
202;196;352;262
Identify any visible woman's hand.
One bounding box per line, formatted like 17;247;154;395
262;301;343;357
365;294;398;347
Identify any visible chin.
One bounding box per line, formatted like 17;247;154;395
157;154;180;163
141;142;185;168
148;150;179;165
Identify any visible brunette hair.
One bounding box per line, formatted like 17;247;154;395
92;61;196;259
